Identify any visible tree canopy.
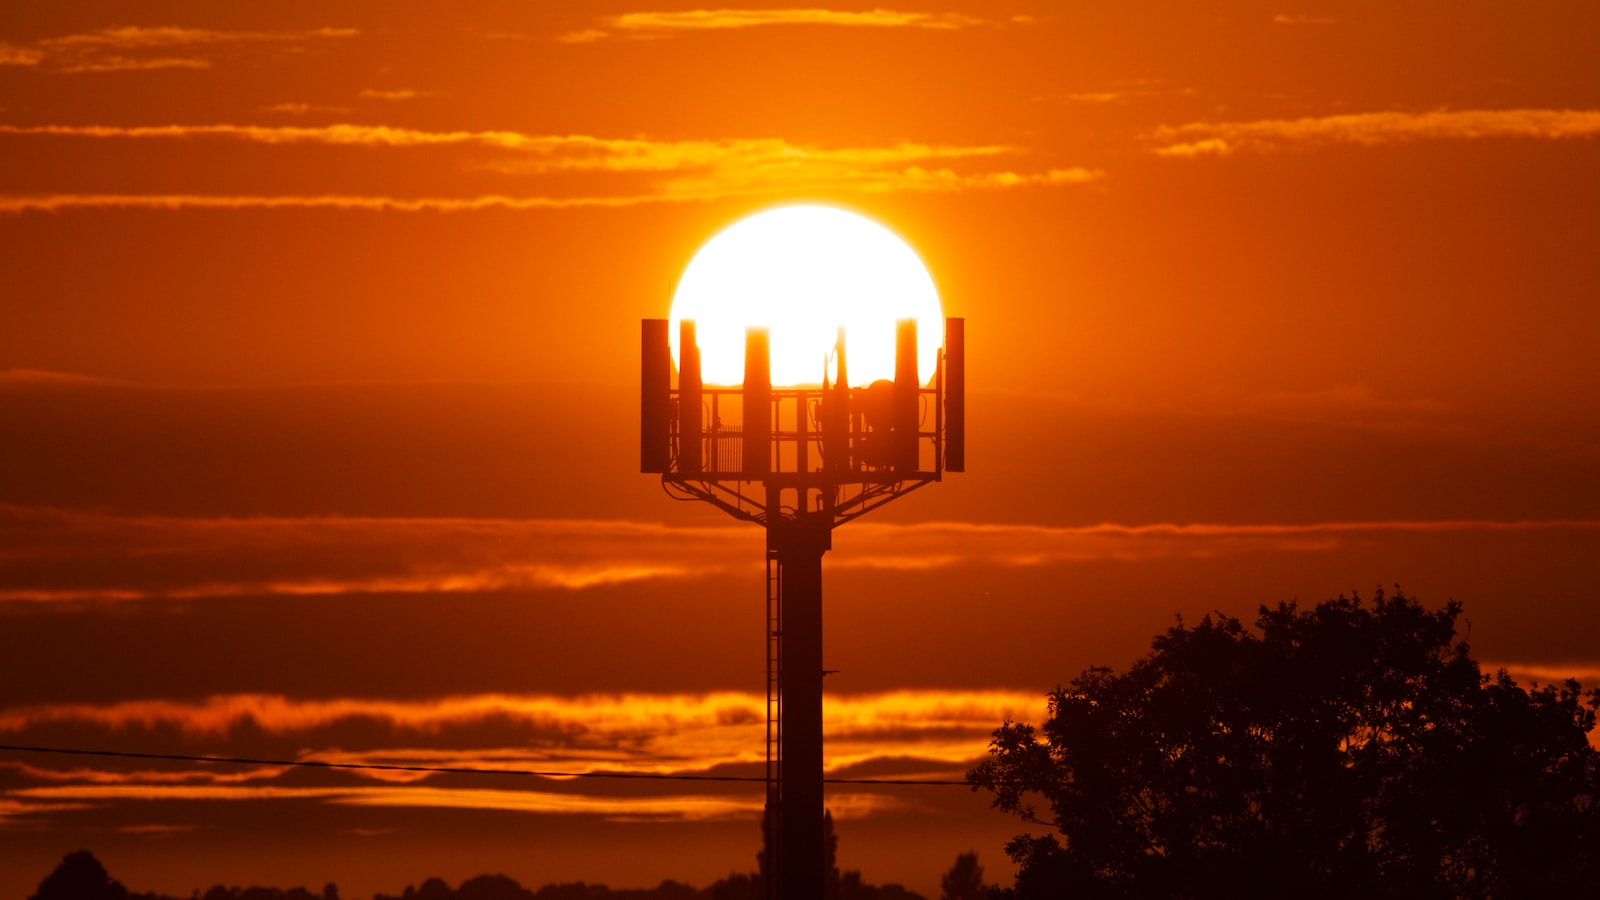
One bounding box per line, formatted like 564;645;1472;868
969;590;1600;899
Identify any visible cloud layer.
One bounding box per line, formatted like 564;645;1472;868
0;689;1034;765
1155;108;1600;156
3;502;1596;604
0;25;355;73
560;8;985;43
0;688;1035;823
0;125;1097;210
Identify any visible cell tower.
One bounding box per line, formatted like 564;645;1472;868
640;316;965;900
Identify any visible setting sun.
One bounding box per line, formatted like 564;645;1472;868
668;205;943;387
4;3;1599;899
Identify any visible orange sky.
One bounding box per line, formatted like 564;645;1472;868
3;2;1599;897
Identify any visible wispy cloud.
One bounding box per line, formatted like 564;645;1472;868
1219;384;1455;433
2;502;1596;604
1154;108;1600;156
0;26;356;74
0;124;1099;209
0;123;1016;170
1066;83;1197;105
37;26;357;51
358;88;440;102
1272;14;1337;26
836;519;1600;570
0;368;135;389
0;798;93;820
0;122;569;149
1485;662;1600;689
0;504;737;602
55;55;214;74
1156;137;1232;158
0;193;644;214
2;760;288;785
260;102;350;116
560;8;984;43
0;691;767;747
10;783;770;822
0;45;45;66
8;780;907;823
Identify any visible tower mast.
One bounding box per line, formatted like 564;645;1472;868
642;316;965;900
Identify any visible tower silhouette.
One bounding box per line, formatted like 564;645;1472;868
642;316;965;900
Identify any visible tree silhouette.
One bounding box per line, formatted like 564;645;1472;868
823;808;842;900
197;886;323;900
938;852;989;900
969;589;1600;899
708;873;762;900
414;878;455;900
30;850;129;900
457;874;535;900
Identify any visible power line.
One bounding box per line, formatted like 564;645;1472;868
0;744;970;786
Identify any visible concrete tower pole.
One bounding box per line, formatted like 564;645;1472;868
640;314;964;900
769;513;829;900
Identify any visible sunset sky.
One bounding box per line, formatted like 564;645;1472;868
3;1;1599;896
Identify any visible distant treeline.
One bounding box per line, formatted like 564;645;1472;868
28;851;928;900
374;872;920;900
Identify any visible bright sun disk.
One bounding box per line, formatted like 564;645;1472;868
669;205;943;387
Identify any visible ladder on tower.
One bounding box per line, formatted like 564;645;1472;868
764;548;783;900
